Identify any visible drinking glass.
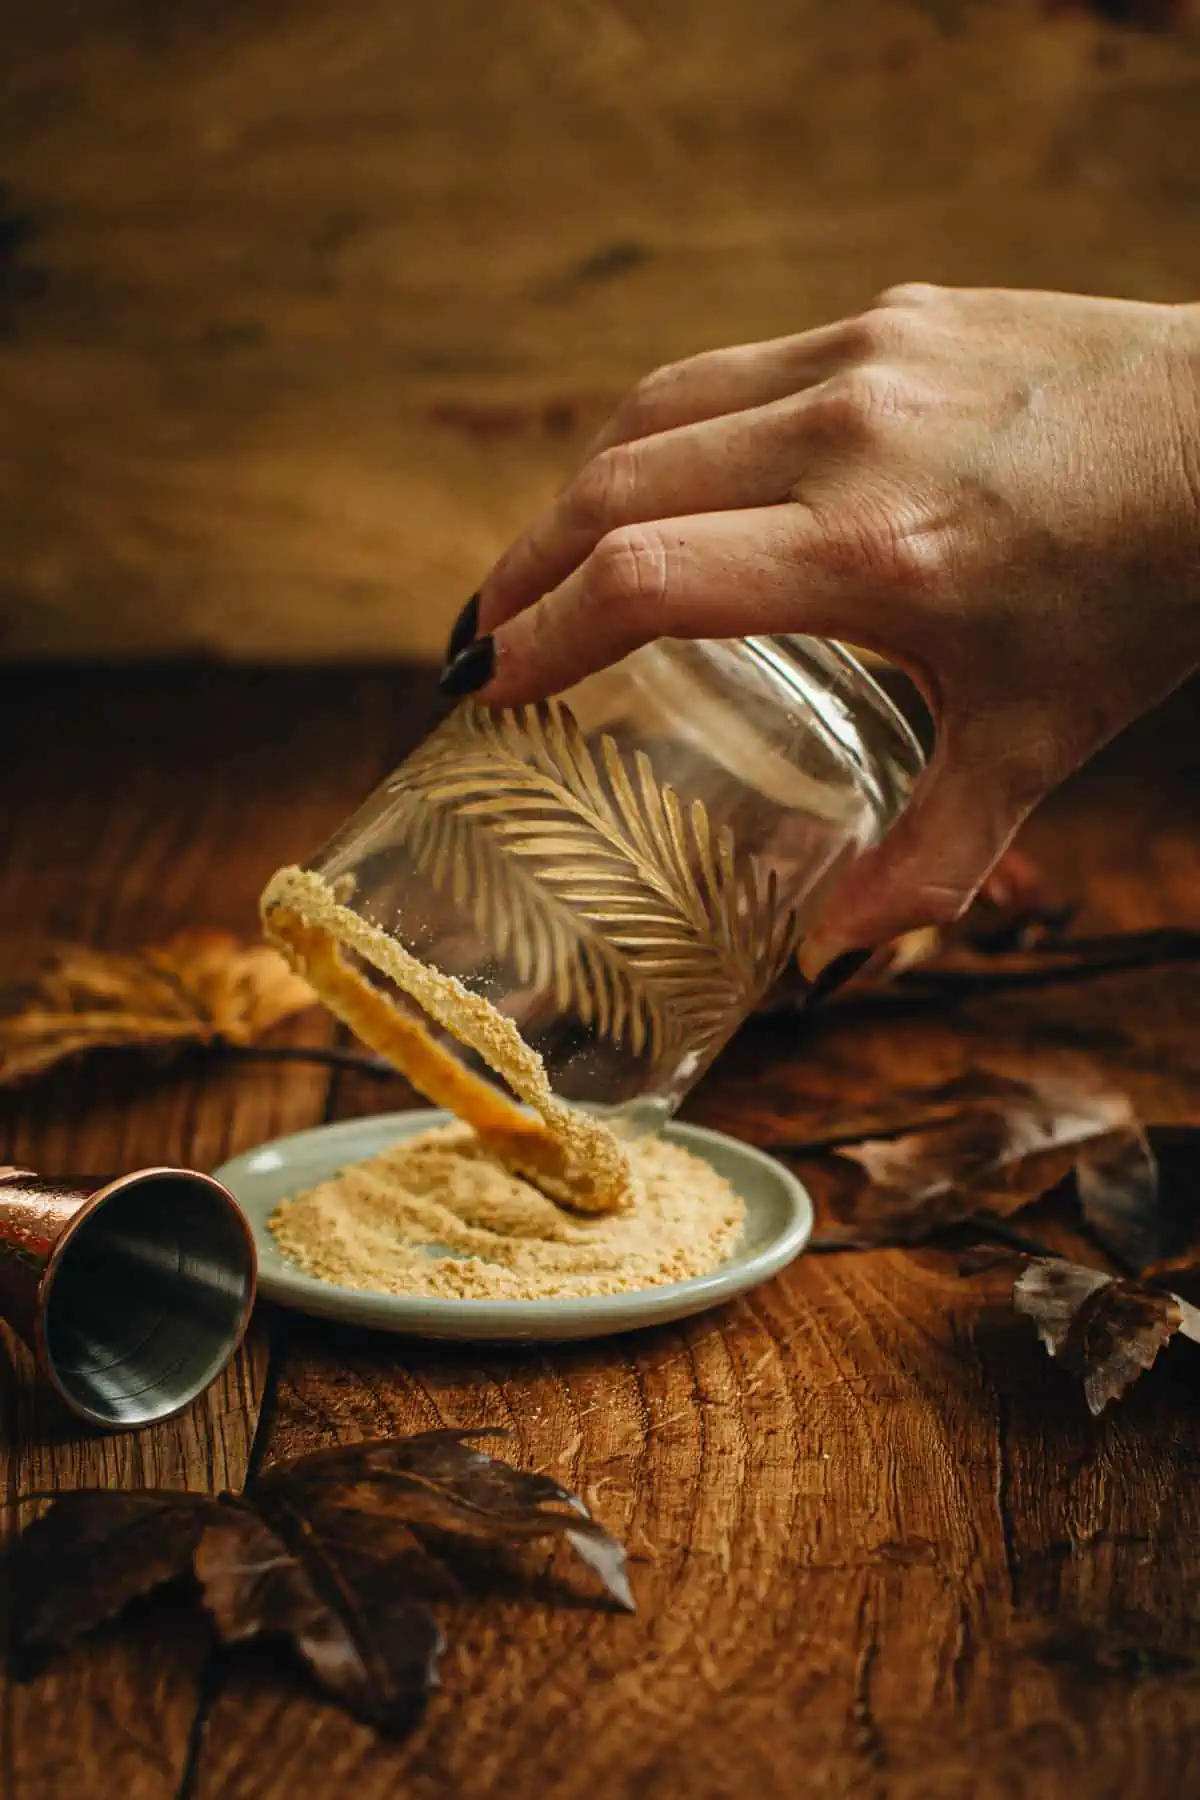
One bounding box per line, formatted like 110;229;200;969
263;637;924;1136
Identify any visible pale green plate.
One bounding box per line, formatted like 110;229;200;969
215;1110;813;1343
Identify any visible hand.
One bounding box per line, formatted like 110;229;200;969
440;285;1200;956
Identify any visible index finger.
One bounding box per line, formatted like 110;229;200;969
467;503;918;709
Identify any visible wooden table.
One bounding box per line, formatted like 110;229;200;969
2;666;1198;1800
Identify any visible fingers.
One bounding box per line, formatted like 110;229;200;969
468;504;899;709
582;318;869;460
804;738;1036;962
478;394;820;638
470;318;871;643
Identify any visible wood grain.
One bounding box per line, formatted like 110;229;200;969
1;1;1199;659
0;668;426;1800
1;667;1199;1798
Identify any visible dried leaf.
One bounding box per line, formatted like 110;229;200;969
264;1430;635;1613
1076;1126;1161;1272
158;934;318;1043
7;1430;632;1736
802;1072;1149;1249
1078;1125;1200;1289
9;1490;221;1667
1015;1258;1200;1415
778;1071;1069;1157
0;933;316;1086
195;1501;445;1733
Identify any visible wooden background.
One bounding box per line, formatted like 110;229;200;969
1;0;1199;662
2;666;1199;1799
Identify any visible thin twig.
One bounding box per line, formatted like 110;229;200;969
221;1043;396;1078
888;929;1200;997
775;927;1200;1019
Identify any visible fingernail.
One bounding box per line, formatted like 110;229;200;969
439;634;495;697
445;593;479;664
807;948;873;1005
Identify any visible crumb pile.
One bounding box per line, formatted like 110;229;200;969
270;1120;744;1302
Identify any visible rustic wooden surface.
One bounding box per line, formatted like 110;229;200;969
2;0;1200;660
1;665;1199;1799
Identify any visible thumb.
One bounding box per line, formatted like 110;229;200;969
803;745;1033;967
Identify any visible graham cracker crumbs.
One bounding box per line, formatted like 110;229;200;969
269;1120;745;1301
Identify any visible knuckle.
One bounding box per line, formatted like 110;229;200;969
816;500;954;605
562;445;638;532
617;361;687;437
586;526;669;622
810;366;897;441
636;359;687;406
875;280;941;311
843;307;907;362
885;520;955;600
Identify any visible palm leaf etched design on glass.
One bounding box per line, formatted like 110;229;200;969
390;698;804;1066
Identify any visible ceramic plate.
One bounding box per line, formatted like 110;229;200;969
215;1110;813;1343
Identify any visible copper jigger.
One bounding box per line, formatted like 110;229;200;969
0;1165;257;1430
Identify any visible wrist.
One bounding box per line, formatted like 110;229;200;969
1172;304;1200;482
1168;304;1200;666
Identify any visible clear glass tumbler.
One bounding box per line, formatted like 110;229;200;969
263;637;923;1138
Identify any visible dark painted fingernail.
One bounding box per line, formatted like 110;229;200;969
445;593;479;663
807;948;873;1005
439;634;495;697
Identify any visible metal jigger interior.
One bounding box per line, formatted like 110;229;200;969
39;1170;257;1429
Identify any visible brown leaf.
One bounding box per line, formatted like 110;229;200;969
9;1490;222;1667
261;1430;635;1611
1080;1125;1200;1286
8;1430;632;1736
0;933;316;1085
1075;1125;1160;1272
776;1071;1061;1156
195;1501;445;1733
802;1073;1151;1249
1014;1258;1200;1415
158;934;318;1044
